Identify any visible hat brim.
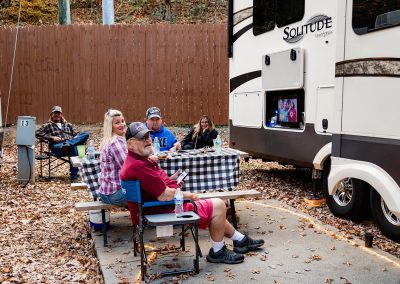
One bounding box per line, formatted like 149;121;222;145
134;128;150;139
147;114;161;119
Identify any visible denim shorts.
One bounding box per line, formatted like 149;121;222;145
99;188;128;207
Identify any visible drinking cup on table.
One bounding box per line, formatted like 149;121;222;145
77;145;86;158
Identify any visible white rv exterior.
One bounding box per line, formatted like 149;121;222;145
228;0;400;242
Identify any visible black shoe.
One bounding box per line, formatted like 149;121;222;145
206;245;244;264
233;235;264;254
60;143;71;156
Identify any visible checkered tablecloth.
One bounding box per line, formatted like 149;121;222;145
159;148;240;192
80;159;101;199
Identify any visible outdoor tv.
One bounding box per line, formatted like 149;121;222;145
278;97;298;124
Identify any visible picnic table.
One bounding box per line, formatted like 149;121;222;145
72;148;246;195
159;148;240;192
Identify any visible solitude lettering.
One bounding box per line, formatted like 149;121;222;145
283;17;333;42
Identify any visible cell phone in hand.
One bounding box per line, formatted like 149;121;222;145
176;170;188;184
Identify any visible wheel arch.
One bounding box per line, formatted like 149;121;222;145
329;158;400;219
313;143;331;170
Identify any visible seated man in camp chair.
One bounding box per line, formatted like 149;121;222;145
120;122;264;264
35;106;89;182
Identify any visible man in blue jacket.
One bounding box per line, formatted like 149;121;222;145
145;107;181;152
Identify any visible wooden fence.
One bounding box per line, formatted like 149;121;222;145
0;24;228;125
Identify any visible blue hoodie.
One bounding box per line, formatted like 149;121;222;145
147;124;177;151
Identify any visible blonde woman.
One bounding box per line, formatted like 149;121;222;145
181;115;219;150
98;109;128;206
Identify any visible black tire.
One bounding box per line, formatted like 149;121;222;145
370;189;400;243
323;163;371;222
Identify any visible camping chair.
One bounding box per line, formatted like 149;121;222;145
121;180;202;281
35;136;69;179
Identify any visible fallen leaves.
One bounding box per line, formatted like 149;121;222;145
0;125;103;283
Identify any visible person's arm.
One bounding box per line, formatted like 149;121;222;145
157;187;177;201
109;138;127;169
209;129;219;147
68;123;78;137
35;123;54;141
181;129;194;146
158;187;198;201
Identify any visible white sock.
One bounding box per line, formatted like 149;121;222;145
211;239;225;253
230;230;245;242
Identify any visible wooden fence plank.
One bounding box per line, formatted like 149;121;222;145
0;24;228;126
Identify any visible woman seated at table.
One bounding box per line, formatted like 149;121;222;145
181;115;218;150
98;109;128;207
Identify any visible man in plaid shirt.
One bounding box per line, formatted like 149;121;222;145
35;106;89;181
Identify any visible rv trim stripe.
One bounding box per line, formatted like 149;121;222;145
230;70;261;93
234;7;253;26
233;23;253;43
332;134;400;187
336;58;400;78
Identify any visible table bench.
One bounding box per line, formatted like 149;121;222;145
75;189;261;246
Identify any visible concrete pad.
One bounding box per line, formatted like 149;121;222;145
91;200;400;283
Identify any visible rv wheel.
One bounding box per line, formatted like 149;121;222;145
323;164;370;221
370;189;400;243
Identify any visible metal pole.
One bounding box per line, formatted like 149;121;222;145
102;0;115;25
58;0;71;25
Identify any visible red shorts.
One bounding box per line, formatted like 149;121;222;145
184;199;214;229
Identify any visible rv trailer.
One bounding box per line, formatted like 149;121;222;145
228;0;400;242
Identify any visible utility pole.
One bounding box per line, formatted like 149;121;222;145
102;0;115;25
58;0;71;25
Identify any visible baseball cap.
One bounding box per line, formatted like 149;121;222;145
126;122;150;140
51;106;62;113
146;107;161;119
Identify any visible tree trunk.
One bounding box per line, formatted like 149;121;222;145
164;0;172;21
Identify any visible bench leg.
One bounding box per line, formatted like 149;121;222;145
229;199;238;229
101;209;108;246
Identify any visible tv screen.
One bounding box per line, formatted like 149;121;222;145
278;98;297;123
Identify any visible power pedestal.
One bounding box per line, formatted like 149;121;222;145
16;116;36;184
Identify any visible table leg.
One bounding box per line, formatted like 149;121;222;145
101;209;108;246
229;199;238;229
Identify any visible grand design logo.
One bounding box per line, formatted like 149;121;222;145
283;14;333;43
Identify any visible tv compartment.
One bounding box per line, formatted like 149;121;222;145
265;89;305;129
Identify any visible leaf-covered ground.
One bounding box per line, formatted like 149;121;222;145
0;0;227;25
0;124;398;283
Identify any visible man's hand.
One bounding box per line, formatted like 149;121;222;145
148;155;159;163
170;169;182;180
173;141;182;151
52;136;63;142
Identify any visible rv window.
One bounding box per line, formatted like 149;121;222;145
353;0;400;35
253;0;305;36
253;0;276;35
276;0;305;28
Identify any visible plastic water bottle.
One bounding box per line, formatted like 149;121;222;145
269;110;278;127
174;188;184;217
215;135;222;154
153;137;160;154
87;140;95;160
